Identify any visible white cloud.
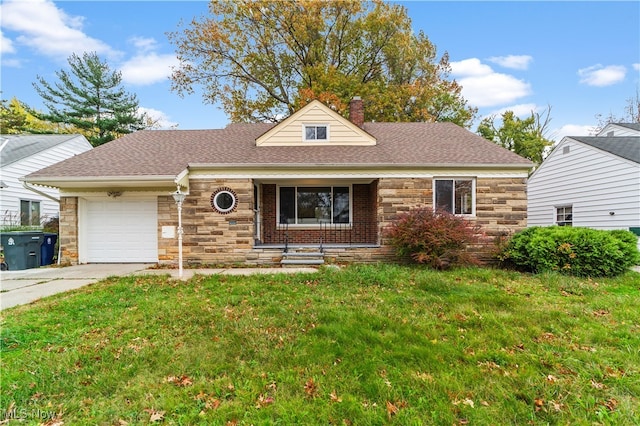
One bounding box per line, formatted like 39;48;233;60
139;107;179;129
2;58;22;68
0;0;117;60
488;55;533;70
1;31;16;54
633;63;640;72
578;64;626;87
129;36;158;54
450;58;532;108
120;52;180;86
484;103;539;120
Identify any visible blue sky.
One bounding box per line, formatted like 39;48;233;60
1;1;639;142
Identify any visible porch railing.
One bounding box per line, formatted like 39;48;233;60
260;221;378;247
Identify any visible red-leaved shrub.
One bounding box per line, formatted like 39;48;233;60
384;207;482;269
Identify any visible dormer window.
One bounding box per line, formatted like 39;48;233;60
304;124;328;141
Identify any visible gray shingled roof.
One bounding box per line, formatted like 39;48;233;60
572;136;640;164
25;122;532;182
614;123;640;132
0;134;86;167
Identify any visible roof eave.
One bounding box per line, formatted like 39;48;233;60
188;162;533;170
21;175;180;190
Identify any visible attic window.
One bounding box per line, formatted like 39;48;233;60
563;146;570;154
304;125;328;141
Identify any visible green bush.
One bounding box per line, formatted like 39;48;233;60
384;207;481;269
499;226;640;277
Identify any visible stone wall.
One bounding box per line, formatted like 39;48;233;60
377;177;528;262
160;179;255;265
58;196;79;265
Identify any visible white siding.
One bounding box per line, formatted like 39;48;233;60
597;124;640;137
527;138;640;231
0;136;92;225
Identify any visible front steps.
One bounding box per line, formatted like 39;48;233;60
281;247;325;267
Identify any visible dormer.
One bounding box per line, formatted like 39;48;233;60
255;98;376;146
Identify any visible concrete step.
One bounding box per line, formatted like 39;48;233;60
282;251;324;258
281;259;325;266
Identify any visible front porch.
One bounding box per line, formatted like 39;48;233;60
255;181;380;247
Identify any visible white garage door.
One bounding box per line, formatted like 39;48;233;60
82;197;158;263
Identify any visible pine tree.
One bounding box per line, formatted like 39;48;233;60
33;52;145;146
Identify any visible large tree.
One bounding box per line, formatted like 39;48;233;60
0;97;71;134
33;52;146;146
594;90;640;132
477;108;553;166
169;0;476;126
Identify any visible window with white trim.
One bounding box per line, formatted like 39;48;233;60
20;200;40;226
279;186;350;225
556;205;572;226
434;179;474;215
304;124;328;141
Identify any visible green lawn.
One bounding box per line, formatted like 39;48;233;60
1;265;639;425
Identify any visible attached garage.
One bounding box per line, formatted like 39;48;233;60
79;196;158;263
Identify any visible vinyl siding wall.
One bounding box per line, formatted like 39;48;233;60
0;137;92;225
528;140;640;230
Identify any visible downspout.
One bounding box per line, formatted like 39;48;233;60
22;181;60;203
22;181;62;264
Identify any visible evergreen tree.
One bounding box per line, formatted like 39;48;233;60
33;52;145;146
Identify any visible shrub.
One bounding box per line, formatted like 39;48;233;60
384;207;481;269
499;226;640;277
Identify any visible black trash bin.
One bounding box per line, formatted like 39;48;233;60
0;232;44;270
41;233;58;266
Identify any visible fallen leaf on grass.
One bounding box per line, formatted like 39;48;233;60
144;409;165;423
166;375;193;387
255;394;274;409
604;398;618;411
534;398;544;412
386;401;399;419
304;378;318;398
591;379;605;389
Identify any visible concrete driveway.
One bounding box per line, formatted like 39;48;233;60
0;264;152;310
0;264;318;311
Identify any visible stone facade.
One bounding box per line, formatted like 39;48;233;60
58;196;79;264
164;178;255;265
57;177;527;266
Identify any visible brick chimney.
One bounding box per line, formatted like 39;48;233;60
349;96;364;128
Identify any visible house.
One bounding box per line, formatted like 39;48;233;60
0;134;92;227
23;99;532;266
527;123;640;246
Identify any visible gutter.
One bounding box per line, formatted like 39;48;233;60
21;181;61;266
22;180;60;203
188;162;534;170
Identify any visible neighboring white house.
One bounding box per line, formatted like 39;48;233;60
527;123;640;245
0;134;92;226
